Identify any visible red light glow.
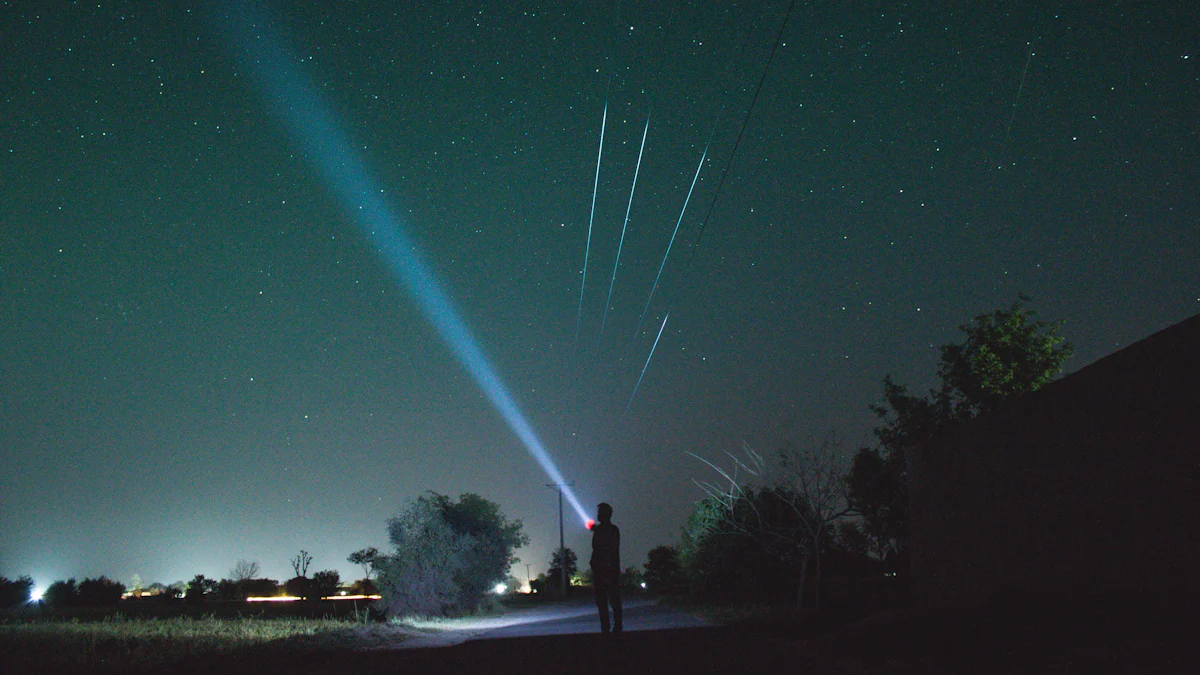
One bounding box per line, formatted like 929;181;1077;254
586;519;596;530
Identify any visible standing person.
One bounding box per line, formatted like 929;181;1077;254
590;502;622;634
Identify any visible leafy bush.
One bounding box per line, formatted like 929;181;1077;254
310;570;341;599
377;492;527;617
44;579;79;607
185;575;215;605
243;578;281;598
77;577;125;605
679;494;799;603
284;576;310;599
0;575;34;607
643;545;685;593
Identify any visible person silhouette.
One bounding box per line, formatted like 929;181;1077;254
590;502;622;634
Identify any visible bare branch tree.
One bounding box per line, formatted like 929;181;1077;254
769;432;855;608
691;434;855;608
290;550;312;578
230;559;260;583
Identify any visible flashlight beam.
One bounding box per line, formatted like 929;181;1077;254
217;2;590;525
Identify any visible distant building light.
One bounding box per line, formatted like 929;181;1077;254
640;582;647;589
493;583;507;594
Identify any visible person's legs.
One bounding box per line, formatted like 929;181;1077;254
611;584;623;633
594;581;610;632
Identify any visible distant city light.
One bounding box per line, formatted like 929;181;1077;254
640;581;647;589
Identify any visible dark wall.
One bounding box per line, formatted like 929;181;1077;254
909;314;1200;606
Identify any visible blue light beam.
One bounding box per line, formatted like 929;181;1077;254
217;3;590;525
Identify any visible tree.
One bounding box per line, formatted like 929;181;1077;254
643;545;684;593
678;491;796;602
231;559;260;583
78;577;125;605
311;570;341;599
44;579;78;607
229;559;260;600
285;576;312;599
243;578;281;598
376;492;527;617
692;435;854;608
376;495;469;617
0;576;34;607
621;566;643;592
290;550;313;578
433;493;529;603
848;296;1073;567
185;574;216;604
939;295;1074;416
546;547;577;592
348;547;380;580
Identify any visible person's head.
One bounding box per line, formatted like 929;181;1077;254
597;502;613;524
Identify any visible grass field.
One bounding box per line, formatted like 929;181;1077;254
0;611;410;673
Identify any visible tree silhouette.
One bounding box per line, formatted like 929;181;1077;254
290;550;312;578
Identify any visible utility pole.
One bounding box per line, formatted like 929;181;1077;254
525;563;532;593
545;481;575;597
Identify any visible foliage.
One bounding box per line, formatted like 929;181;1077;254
310;570;341;599
242;578;280;598
376;492;526;617
185;575;216;605
691;437;853;608
0;616;377;673
285;576;311;599
44;579;78;607
0;575;34;607
678;493;797;603
620;566;643;592
76;577;125;605
348;546;380;579
430;492;529;603
849;296;1073;563
376;496;468;616
547;547;578;591
643;545;685;593
939;296;1074;416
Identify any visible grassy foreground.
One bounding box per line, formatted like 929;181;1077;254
0;614;409;674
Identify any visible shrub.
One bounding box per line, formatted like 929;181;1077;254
310;570;341;599
77;577;125;605
0;575;34;607
44;579;79;607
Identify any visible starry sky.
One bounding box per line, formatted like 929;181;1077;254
2;1;1197;590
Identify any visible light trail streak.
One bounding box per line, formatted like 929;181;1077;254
600;113;651;339
632;143;707;340
217;3;589;525
624;311;669;415
576;101;608;344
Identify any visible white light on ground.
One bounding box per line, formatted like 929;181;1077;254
493;583;507;594
30;586;43;602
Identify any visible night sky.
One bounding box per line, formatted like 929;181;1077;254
3;1;1197;590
